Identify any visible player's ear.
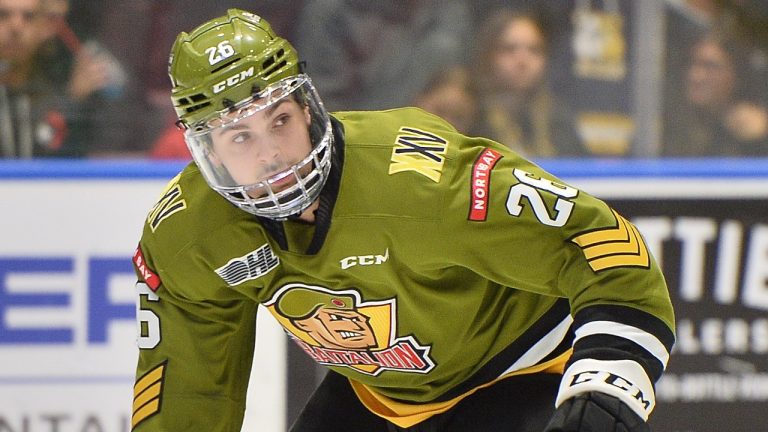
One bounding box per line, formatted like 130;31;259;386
303;104;311;126
207;147;223;167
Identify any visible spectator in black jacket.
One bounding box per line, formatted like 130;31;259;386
0;0;130;158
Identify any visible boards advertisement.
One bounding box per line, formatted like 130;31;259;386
1;159;766;432
0;163;285;432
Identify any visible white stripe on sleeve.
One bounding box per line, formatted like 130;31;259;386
574;320;670;369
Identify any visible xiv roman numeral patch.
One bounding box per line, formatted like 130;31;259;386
388;127;448;182
132;361;167;428
148;175;187;232
571;210;651;272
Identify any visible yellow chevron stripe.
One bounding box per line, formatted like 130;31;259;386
572;210;630;247
572;210;650;272
132;362;166;428
133;381;162;413
132;399;160;428
580;217;637;259
134;363;164;396
587;224;649;271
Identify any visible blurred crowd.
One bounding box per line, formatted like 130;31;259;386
1;0;767;159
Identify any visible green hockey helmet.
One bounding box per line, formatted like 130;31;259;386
169;9;299;128
167;9;334;220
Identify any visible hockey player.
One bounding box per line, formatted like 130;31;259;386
131;9;675;432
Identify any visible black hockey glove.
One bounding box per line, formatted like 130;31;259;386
542;391;650;432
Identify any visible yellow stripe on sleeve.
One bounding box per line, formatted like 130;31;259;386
571;210;650;272
132;399;160;428
132;362;166;429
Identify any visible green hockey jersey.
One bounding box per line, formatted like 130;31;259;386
131;107;675;430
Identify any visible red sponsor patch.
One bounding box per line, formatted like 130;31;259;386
468;148;503;221
133;245;161;291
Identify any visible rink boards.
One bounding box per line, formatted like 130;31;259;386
0;158;766;432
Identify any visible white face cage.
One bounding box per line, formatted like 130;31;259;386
183;74;333;220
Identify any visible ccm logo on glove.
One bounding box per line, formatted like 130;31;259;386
556;359;655;421
569;370;651;410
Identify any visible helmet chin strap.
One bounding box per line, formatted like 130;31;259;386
222;98;236;109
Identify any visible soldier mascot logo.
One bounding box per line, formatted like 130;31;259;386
265;283;435;375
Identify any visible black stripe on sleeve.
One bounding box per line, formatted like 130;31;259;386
569;304;675;383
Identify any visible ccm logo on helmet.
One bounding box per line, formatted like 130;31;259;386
213;66;255;94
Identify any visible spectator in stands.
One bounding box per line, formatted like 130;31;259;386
293;0;472;111
1;0;61;157
664;1;743;127
412;65;478;135
147;123;190;160
472;9;586;157
663;32;768;156
0;0;133;158
93;0;304;157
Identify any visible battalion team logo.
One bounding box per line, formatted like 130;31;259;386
265;283;435;375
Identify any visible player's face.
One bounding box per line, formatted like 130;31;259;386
492;18;547;92
0;0;44;63
209;98;313;196
295;308;377;350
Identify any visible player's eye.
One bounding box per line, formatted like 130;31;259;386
231;132;250;144
274;113;290;128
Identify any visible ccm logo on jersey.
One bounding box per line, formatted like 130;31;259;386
213;66;255;94
468;148;503;221
340;248;389;269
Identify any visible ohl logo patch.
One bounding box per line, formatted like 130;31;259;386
264;283;435;376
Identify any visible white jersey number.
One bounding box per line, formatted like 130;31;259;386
205;40;236;65
136;282;160;349
506;169;578;227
